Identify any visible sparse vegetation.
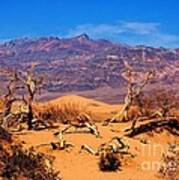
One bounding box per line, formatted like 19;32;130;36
133;92;154;118
0;125;12;142
153;89;179;118
134;89;179;119
1;127;59;179
35;102;92;124
0;125;60;180
99;151;121;171
159;142;179;180
0;61;178;180
0;145;60;180
81;136;132;172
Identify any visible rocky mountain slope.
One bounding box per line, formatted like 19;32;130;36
0;34;178;102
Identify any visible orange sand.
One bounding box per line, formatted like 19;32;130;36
13;95;178;180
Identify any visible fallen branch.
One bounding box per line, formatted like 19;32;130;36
80;136;131;156
126;117;179;137
54;113;101;138
36;132;74;152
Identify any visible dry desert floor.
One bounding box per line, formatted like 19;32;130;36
11;95;178;180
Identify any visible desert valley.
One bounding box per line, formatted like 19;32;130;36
0;34;178;180
0;1;179;179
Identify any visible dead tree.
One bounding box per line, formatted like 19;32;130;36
23;68;43;130
2;67;43;130
2;73;22;128
105;62;154;130
25;70;36;129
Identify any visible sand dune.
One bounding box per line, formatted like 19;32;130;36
35;95;123;122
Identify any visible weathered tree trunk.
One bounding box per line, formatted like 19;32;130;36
108;64;153;127
27;103;33;130
126;118;179;137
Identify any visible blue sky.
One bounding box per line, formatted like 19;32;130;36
0;0;179;47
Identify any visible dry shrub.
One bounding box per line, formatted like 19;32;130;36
0;126;12;142
153;89;179;117
134;89;179;118
99;152;121;171
0;125;60;179
134;92;154;117
0;144;60;180
36;102;92;124
126;106;143;121
159;143;179;180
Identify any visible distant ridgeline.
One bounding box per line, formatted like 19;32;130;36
0;34;179;102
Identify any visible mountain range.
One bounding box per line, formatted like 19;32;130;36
0;34;179;103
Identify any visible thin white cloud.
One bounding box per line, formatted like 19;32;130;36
121;22;159;35
149;33;179;47
157;33;179;42
66;22;179;48
67;24;124;38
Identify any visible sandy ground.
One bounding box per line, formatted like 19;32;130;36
2;95;177;180
15;122;178;180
